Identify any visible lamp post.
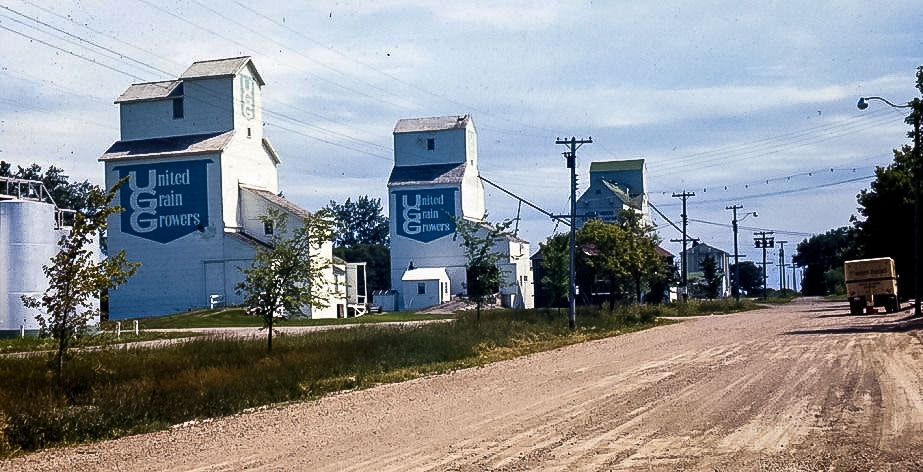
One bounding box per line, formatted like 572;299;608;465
726;205;757;302
858;96;922;317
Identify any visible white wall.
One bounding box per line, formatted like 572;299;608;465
393;127;468;167
105;153;228;318
389;185;468;295
119;78;234;141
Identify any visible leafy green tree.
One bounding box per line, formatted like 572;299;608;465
21;178;139;381
453;216;513;322
643;254;677;304
237;208;335;352
333;243;390;293
0;161;100;214
538;233;569;307
325;195;390;247
578;219;628;310
851;66;923;300
794;227;858;296
699;255;724;298
730;261;763;296
614;210;664;302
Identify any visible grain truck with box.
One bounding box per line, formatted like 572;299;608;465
843;257;900;315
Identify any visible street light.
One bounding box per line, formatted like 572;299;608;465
857;95;922;317
727;205;757;302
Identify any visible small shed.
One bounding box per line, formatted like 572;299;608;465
401;267;450;311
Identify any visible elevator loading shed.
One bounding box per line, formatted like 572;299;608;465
101;57;344;319
387;115;533;311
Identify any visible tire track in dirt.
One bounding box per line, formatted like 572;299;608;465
4;298;922;471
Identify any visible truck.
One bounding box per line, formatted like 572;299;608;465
843;257;900;315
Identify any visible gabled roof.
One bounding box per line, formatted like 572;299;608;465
388;163;466;186
114;80;182;104
394;115;472;134
590;159;645;173
402;267;449;281
99;131;234;161
240;185;312;219
181;56;265;85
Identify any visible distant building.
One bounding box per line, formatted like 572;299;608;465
575;159;649;228
386;115;533;310
100;57;344;319
681;241;731;298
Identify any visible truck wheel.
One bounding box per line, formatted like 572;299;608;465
849;297;865;315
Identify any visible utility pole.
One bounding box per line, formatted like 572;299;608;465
753;231;775;300
556;136;592;330
726;205;743;302
671;191;696;301
777;241;788;292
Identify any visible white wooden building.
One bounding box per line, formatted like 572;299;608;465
387;115;533;311
101;57;343;319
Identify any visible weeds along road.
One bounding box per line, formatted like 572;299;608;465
5;298;923;471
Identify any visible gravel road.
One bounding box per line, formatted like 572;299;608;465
4;298;922;471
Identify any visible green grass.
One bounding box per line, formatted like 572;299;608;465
0;331;200;354
823;294;848;302
0;306;680;457
100;308;455;330
636;298;763;317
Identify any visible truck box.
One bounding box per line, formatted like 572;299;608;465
844;257;899;315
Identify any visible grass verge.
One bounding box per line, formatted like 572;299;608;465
0;305;678;457
100;308;454;330
642;298;763;317
0;331;200;355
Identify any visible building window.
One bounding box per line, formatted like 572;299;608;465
263;220;273;236
427;138;435;151
173;97;184;119
247;127;252;138
418;282;426;295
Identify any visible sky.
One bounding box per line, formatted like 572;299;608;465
0;0;921;290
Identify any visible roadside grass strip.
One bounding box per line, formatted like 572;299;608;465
99;308;455;330
0;332;201;355
0;303;751;457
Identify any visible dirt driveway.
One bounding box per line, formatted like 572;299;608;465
4;298;922;471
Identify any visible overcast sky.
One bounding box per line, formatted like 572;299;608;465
1;0;921;289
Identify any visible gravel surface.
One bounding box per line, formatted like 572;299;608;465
3;298;922;471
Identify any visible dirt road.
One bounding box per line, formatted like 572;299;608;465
4;298;922;471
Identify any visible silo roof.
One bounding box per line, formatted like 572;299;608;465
114;80;182;104
99;130;234;161
394;115;471;134
388;163;466;186
589;159;645;172
181;56;265;85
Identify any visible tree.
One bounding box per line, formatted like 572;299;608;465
851;66;923;301
730;261;763;296
578;219;630;310
21;178;139;381
614;210;664;303
333;243;390;293
236;208;335;352
538;233;569;307
699;255;724;298
0;161;100;214
453;216;513;322
325;196;389;247
794;227;858;296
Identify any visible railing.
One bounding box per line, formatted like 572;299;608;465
0;176;75;228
